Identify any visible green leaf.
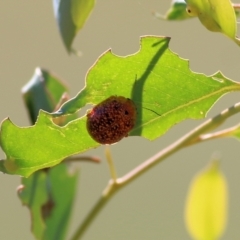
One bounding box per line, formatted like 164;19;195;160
22;67;76;126
185;160;228;240
18;171;48;239
43;164;78;240
53;0;95;52
0;68;79;177
1;36;240;177
54;36;240;139
159;0;192;20
71;0;95;30
22;68;68;123
185;0;240;45
18;164;78;240
159;1;240;21
0;111;98;177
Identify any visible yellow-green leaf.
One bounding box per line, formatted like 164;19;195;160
53;0;95;52
185;160;228;240
185;0;240;45
160;0;193;20
71;0;94;30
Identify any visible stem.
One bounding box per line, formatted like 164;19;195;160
233;3;240;10
119;102;240;185
198;123;240;142
70;102;240;240
70;193;112;240
70;181;119;240
65;156;101;164
105;146;118;182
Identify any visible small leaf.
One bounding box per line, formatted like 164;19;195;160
43;164;78;240
159;0;192;20
18;164;78;240
18;171;48;239
160;1;240;21
22;68;68;123
22;67;76;126
185;160;228;240
53;0;95;52
71;0;95;30
185;0;240;45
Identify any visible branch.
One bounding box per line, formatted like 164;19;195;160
64;155;101;164
70;102;240;240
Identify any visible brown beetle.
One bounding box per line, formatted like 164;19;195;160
86;96;137;144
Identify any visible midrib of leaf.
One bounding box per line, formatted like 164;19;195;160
133;84;240;131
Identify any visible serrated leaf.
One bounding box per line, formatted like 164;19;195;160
0;111;98;177
0;68;79;177
18;164;78;240
185;160;228;240
185;0;240;45
54;36;240;139
0;36;240;177
53;0;95;52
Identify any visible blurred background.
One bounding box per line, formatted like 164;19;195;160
1;1;240;239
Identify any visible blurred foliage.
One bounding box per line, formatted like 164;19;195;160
53;0;95;52
185;160;228;240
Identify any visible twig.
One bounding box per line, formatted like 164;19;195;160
70;102;240;240
233;3;240;10
64;156;101;164
105;146;118;182
196;123;240;142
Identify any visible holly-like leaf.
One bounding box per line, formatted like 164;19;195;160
0;111;97;177
185;0;240;45
53;0;95;52
1;36;240;177
18;163;78;240
55;36;240;139
185;160;228;240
